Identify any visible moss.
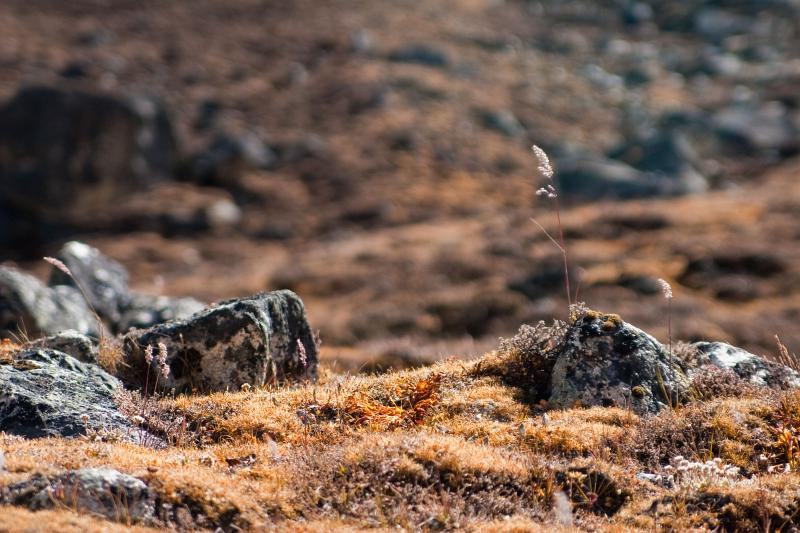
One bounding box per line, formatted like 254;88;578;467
583;310;624;332
631;385;648;398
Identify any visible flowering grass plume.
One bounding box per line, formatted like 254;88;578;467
530;144;572;314
296;339;308;368
658;278;675;407
43;256;72;277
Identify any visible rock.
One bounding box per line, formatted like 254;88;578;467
508;263;582;301
387;44;449;68
0;85;176;236
548;311;691;415
39;330;97;364
476;109;526;138
621;2;653;26
0;266;99;339
48;241;132;328
690;342;800;389
121;290;317;392
193;99;222;131
607;131;708;194
187;132;276;188
713;102;799;156
0;349;135;438
678;250;785;301
117;293;206;332
3;467;155;524
108;183;242;236
555;152;700;200
693;8;752;42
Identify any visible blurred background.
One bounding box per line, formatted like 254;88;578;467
0;0;799;371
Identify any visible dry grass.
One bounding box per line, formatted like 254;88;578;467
4;333;800;531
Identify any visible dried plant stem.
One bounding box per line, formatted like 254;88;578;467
668;297;674;408
552;194;571;309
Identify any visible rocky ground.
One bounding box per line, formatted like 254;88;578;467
1;0;800;531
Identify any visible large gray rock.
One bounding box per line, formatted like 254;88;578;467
0;266;99;339
117;293;206;332
549;311;691;415
122;290;317;392
690;342;800;389
48;241;131;328
2;467;155;524
0;349;135;438
39;330;97;364
0;86;176;231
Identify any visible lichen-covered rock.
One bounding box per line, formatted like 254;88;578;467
117;293;206;332
0;349;135;438
39;330;97;364
122;290;317;392
48;241;132;328
549;311;691;415
690;341;800;389
2;467;155;524
0;266;99;339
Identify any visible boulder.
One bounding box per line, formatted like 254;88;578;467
690;342;800;389
0;349;135;439
48;241;132;328
122;290;317;392
0;266;99;339
117;293;206;332
0;86;176;235
2;467;155;524
548;311;691;415
39;330;97;364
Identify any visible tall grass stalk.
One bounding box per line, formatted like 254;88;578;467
658;278;675;408
530;145;572;315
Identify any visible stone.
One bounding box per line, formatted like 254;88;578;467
621;2;653;26
713;102;799;155
555;152;698;200
0;349;135;439
121;290;317;392
548;311;691;415
106;183;242;236
187;132;276;188
48;241;132;328
693;8;752;42
117;293;206;332
0;266;99;339
39;330;97;364
387;44;449;68
607;131;708;194
3;467;155;524
0;85;176;236
476;109;526;138
690;342;800;389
